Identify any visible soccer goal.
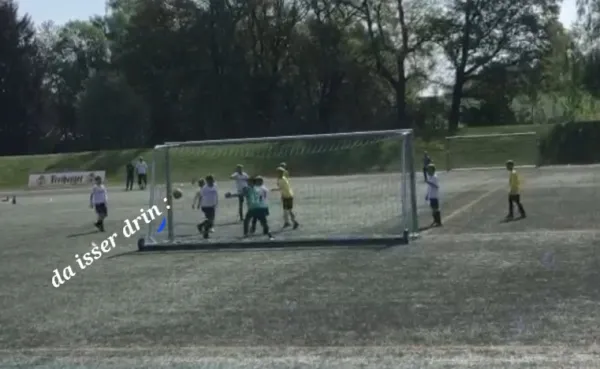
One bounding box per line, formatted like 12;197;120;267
445;131;541;171
139;129;420;250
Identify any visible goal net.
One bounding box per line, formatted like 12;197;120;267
445;132;540;170
142;130;419;249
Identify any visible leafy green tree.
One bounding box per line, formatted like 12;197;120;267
433;0;559;132
0;0;45;154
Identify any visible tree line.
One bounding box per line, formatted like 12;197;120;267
2;0;600;156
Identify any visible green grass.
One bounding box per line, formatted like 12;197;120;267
0;125;552;189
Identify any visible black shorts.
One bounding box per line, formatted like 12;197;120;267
94;203;107;216
429;198;439;210
201;206;216;220
282;197;293;210
250;207;269;218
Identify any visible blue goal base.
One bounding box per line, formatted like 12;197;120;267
137;231;409;252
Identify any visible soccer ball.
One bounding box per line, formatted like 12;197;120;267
173;188;183;199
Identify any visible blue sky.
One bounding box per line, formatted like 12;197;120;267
17;0;578;28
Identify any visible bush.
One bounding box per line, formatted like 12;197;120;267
539;120;600;165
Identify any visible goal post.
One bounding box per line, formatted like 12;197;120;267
445;131;541;171
140;129;420;251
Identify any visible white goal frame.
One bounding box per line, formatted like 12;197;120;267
445;131;541;171
139;129;419;251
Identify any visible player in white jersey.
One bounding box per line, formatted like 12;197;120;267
135;157;148;190
89;176;108;232
425;164;442;227
250;176;269;234
230;164;249;221
196;175;218;239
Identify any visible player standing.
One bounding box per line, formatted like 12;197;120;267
250;176;269;234
244;176;273;240
125;161;134;191
272;167;299;229
423;152;432;182
506;160;526;220
231;165;249;221
425;164;442;227
89;176;108;232
196;175;218;239
136;157;148;190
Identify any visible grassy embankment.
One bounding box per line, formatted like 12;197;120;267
0;125;552;189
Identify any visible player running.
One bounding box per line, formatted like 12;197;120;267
230;164;249;221
243;176;273;240
194;175;218;239
90;176;108;232
272;166;299;229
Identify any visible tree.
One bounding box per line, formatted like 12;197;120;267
343;0;437;129
433;0;559;132
0;0;45;154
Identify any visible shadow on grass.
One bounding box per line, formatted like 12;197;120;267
107;244;392;259
66;230;100;238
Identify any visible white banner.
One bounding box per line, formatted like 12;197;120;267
28;170;106;188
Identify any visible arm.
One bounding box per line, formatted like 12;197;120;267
192;191;200;209
89;191;94;207
425;179;439;188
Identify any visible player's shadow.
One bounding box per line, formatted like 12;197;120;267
67;230;99;238
499;216;526;224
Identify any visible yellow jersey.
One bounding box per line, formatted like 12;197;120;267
277;176;294;198
509;170;520;194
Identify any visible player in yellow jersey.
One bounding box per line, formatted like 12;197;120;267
506;160;526;220
272;167;299;229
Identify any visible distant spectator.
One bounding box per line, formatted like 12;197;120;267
125;161;134;191
423;152;432;182
136;157;148;190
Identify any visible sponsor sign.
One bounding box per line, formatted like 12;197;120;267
28;170;106;188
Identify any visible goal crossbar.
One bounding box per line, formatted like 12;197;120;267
157;129;412;149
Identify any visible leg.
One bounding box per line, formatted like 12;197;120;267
243;210;253;236
515;195;526;217
138;175;142;189
238;195;244;221
430;199;441;226
251;216;257;233
423;168;427;182
142;174;147;189
258;210;272;238
507;195;515;218
203;209;215;239
286;198;299;229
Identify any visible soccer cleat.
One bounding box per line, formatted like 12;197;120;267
283;223;291;228
196;224;204;233
293;222;299;230
210;228;215;233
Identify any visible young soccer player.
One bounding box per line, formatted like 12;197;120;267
231;164;249;221
272;167;299;229
196;175;218;239
250;176;269;234
136;157;148;190
506;160;526;220
423;152;432;182
425;164;442;227
244;176;273;240
89;176;108;232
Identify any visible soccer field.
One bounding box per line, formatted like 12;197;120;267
0;167;599;368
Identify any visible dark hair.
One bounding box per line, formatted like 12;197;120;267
205;175;214;181
94;176;102;181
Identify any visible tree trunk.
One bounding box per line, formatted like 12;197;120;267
396;63;407;128
448;69;465;134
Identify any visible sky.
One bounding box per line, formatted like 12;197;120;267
17;0;579;28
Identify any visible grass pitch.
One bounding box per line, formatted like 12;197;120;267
0;165;598;368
